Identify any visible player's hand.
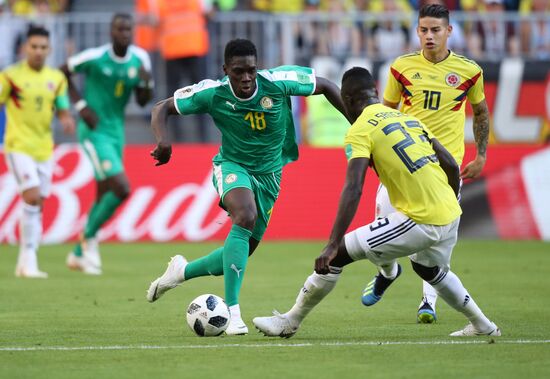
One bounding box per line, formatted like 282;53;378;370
150;142;172;166
315;243;339;275
138;65;152;83
460;155;486;179
59;111;75;135
80;107;98;130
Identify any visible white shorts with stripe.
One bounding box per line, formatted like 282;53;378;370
344;211;460;271
5;152;53;197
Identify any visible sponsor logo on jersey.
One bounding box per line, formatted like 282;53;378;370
225;173;237;184
411;72;422;80
102;160;112;171
260;96;273;109
445;72;460;87
102;68;112;77
128;67;137;79
225;100;236;110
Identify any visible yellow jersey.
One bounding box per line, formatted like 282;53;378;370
344;103;462;225
0;61;69;161
383;50;485;165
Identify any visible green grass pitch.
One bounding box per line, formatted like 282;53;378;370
1;240;549;378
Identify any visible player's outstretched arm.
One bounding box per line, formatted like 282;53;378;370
59;63;98;130
57;109;75;135
150;97;178;166
313;76;352;123
461;99;489;179
432;138;460;197
315;157;369;274
135;66;153;107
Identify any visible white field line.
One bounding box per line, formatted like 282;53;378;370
1;339;549;352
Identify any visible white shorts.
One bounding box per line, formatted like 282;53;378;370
5;152;53;197
345;211;460;271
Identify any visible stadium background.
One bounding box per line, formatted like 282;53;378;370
0;0;549;243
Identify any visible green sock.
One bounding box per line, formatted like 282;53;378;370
73;201;101;257
184;247;224;279
223;225;253;307
83;191;123;238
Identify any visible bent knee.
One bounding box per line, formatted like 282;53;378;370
232;209;257;230
411;261;440;282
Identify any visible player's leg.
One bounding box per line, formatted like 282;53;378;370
6;152;49;278
409;219;500;336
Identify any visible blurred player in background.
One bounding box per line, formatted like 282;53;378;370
367;3;490;323
253;67;500;338
0;25;75;278
61;13;153;275
146;38;350;335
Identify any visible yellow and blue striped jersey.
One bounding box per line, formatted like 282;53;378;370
344;103;462;225
383;50;485;165
0;60;69;161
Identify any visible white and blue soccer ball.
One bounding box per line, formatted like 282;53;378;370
186;294;230;337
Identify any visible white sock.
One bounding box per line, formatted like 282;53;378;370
431;270;493;332
379;261;398;279
229;304;242;319
285;267;342;326
17;203;42;270
419;281;438;309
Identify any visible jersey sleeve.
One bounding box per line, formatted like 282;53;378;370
383;62;403;104
54;75;70;110
261;66;316;96
67;46;104;73
173;79;219;115
466;68;485;105
0;72;11;104
343;123;373;161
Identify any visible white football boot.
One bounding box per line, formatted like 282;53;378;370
83;237;101;269
253;311;300;338
66;252;102;275
146;255;187;302
450;322;501;337
15;250;48;279
225;316;249;336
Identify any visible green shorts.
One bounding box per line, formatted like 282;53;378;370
80;133;124;181
212;160;281;241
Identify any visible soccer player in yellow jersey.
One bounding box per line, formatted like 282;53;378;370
373;4;491;323
253;67;500;338
0;25;75;278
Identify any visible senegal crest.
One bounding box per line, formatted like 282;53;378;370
260;96;273;109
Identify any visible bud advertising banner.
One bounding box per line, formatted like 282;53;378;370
0;144;548;244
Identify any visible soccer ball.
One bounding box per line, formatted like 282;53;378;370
186;294;230;337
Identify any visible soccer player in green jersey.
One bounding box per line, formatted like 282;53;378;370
146;39;350;335
253;67;500;338
61;13;153;275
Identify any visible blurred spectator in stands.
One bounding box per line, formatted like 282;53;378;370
135;0;211;142
366;0;410;60
520;0;550;59
316;0;361;60
9;0;68;15
410;0;466;53
251;0;303;13
468;0;519;59
295;0;322;66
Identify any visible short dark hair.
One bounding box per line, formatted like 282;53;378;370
111;12;133;26
418;4;449;24
342;67;376;91
224;39;257;64
26;24;49;39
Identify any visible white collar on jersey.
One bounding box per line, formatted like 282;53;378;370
227;78;259;102
107;44;133;64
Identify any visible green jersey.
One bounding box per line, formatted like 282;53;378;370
68;43;151;142
174;65;316;174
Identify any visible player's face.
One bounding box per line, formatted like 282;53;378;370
223;55;257;98
111;17;133;48
25;35;50;70
417;17;451;54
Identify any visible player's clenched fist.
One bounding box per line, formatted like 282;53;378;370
151;142;172;166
